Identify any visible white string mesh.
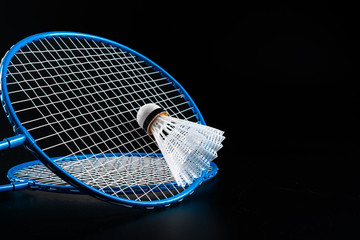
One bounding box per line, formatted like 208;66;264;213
5;35;200;201
12;157;215;193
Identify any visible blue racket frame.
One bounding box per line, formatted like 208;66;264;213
0;31;207;208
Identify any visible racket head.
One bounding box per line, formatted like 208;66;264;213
7;155;218;194
0;32;208;208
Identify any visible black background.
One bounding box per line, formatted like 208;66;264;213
0;1;359;239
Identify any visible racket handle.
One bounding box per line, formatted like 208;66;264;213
0;135;26;151
0;182;31;192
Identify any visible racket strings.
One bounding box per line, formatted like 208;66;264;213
30;39;169;199
12;156;216;200
6;36;198;201
10;42;157;198
13;156;179;190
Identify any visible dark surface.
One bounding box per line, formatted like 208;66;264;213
1;1;359;239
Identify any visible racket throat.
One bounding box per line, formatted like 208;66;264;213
16;126;37;148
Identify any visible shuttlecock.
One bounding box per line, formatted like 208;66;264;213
137;103;225;187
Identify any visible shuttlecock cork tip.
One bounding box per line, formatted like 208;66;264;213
137;103;167;134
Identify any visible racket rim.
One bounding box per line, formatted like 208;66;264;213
0;31;208;208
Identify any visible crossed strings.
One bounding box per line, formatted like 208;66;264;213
13;156;214;188
6;36;199;201
15;156;176;187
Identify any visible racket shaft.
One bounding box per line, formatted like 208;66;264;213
0;182;30;192
0;135;26;151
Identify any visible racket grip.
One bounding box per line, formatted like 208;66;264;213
0;182;31;192
0;134;26;151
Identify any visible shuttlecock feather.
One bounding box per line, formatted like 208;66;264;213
137;103;224;187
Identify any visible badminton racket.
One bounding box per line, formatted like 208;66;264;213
0;32;212;208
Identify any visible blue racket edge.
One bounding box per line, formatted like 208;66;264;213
0;31;210;208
